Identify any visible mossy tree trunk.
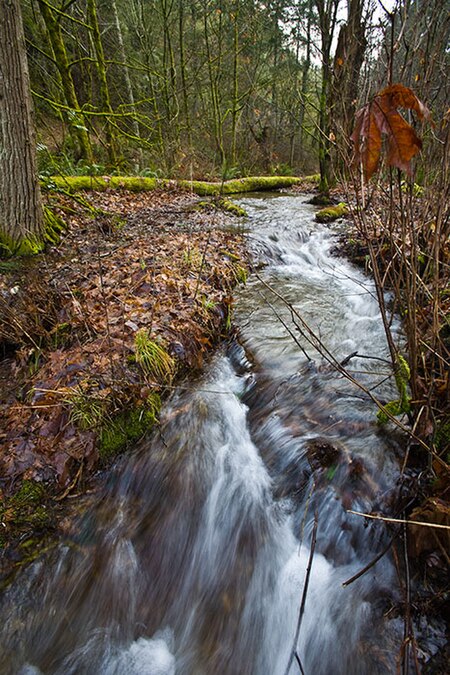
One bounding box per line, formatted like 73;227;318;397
37;0;93;163
0;0;45;255
87;0;118;167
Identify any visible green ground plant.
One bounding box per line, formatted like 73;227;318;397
134;329;175;384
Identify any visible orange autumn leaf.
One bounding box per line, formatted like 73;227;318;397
351;83;432;180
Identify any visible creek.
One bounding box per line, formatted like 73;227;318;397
1;194;409;674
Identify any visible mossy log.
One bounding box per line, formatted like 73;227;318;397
315;202;348;223
45;174;319;196
45;175;161;193
179;176;309;195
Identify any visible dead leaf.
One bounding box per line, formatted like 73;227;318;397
351;83;432;180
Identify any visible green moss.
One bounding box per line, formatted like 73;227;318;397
181;175;305;195
11;480;45;507
194;198;247;217
0;207;65;257
45;175;165;193
0;231;45;256
377;399;406;424
377;354;411;424
44;206;66;245
4;480;51;533
217;199;248;217
45;175;307;196
315;202;348;223
99;395;161;460
303;174;321;184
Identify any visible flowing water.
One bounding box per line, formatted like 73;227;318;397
1;194;409;674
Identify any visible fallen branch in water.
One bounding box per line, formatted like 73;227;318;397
258;290;311;361
340;350;391;367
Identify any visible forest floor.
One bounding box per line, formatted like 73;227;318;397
0;185;249;580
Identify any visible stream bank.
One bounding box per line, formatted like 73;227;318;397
0;186;250;580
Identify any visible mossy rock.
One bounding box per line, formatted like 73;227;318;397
217;199;247;217
315;202;348;223
192;198;247;217
0;480;53;549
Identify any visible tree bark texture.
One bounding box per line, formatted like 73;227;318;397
0;0;44;253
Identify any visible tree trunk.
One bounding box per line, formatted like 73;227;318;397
315;0;340;194
332;0;367;139
0;0;45;254
37;0;93;163
109;0;142;169
178;0;192;150
87;0;118;166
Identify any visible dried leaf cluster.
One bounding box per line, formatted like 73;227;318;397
351;84;432;179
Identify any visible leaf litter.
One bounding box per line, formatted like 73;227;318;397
0;187;248;500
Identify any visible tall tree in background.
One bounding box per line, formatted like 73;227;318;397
36;0;93;162
0;0;45;254
314;0;340;194
87;0;118;166
332;0;367;139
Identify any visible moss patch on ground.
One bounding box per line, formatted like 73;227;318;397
99;399;161;461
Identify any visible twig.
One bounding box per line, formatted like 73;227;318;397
347;510;450;530
283;511;319;675
340;351;391;366
342;537;395;587
54;460;83;501
294;651;305;675
96;238;115;379
258;290;311;361
193;230;213;301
